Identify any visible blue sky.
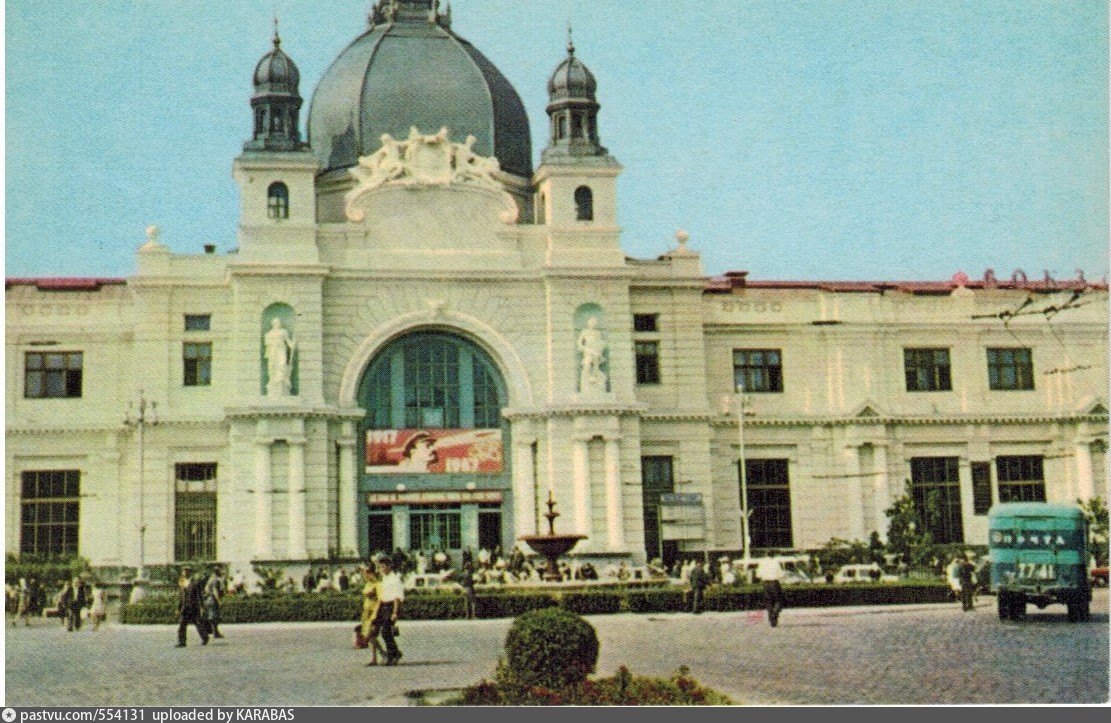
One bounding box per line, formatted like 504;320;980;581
5;0;1108;280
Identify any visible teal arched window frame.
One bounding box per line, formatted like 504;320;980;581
358;332;507;432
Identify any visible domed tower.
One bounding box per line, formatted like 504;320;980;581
245;24;306;152
534;34;621;238
542;34;607;163
307;0;532;183
233;23;321;264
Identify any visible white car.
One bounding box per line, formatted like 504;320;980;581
833;563;897;583
734;556;814;585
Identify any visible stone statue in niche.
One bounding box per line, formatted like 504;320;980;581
577;316;608;393
264;318;296;397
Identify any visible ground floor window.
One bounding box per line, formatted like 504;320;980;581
20;470;80;555
971;461;992;515
409;504;463;550
995;455;1046;503
641;456;678;565
174;463;217;561
744;459;793;549
909;457;964;544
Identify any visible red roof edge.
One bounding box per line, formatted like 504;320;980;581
6;277;128;291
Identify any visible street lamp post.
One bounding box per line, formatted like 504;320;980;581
722;384;751;563
124;390;157;591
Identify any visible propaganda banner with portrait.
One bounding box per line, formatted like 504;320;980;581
365;428;503;474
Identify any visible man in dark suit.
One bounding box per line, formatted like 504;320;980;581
689;563;710;614
176;566;209;647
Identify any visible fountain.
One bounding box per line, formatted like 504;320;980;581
519;491;587;582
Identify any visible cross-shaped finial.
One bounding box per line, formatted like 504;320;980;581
567;21;575;55
272;15;281;46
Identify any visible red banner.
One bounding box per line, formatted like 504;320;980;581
365;428;503;474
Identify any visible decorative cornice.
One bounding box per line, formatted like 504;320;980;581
708;412;1110;429
7;419;230;437
224;405;365;421
504;403;647;421
227;263;331;278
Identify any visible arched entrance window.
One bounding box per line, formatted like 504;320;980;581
357;332;511;559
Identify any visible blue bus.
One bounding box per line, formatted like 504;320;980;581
988;502;1091;622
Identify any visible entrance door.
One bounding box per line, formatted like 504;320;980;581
478;507;502;552
367;512;393;557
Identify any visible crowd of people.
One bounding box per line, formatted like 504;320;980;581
6;574;108;631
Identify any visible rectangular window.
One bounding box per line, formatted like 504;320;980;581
24;352;83;399
904;348;952;392
996;455;1046;503
743;459;793;549
641;456;677;565
987;348;1034;391
733;349;783;393
409;504;462;550
183;342;212;386
909;457;964;543
174;463;217;561
633;314;658;333
971;461;993;515
635;341;661;384
20;470;80;556
184;314;211;332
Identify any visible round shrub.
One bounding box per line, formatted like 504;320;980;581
503;607;599;690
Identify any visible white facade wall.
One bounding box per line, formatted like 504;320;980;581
7;145;1108;578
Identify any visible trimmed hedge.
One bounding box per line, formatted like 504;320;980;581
121;581;951;624
626;588;688;613
476;592;558;618
559;591;624;615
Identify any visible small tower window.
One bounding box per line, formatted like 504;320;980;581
255;108;265;137
267;182;290;220
556;116;567;140
574;186;594;222
270;111;285;134
572;114;583;138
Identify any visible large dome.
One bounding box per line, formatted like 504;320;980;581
307;1;533;178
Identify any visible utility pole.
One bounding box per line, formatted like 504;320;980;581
125;390;157;596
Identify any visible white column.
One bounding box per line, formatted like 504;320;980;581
872;444;890;542
512;440;537;537
254;441;273;559
572;438;591;536
604;436;625;549
843;445;865;541
338;431;358;556
287;440;307;559
1075;442;1095;500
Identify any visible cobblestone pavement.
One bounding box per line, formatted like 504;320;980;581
5;589;1108;706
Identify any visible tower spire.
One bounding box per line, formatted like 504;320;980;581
567;21;575;55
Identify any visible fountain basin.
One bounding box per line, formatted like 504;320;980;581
520;533;587;581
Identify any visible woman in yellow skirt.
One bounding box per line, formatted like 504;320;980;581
360;564;387;665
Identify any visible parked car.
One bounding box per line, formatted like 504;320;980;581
734;556;813;585
1090;567;1108;587
833;563;897;584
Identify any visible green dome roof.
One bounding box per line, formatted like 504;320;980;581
307;3;532;177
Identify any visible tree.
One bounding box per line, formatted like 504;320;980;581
1078;496;1109;566
885;480;937;568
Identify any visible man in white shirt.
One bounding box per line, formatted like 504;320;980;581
755;558;787;628
375;557;405;665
